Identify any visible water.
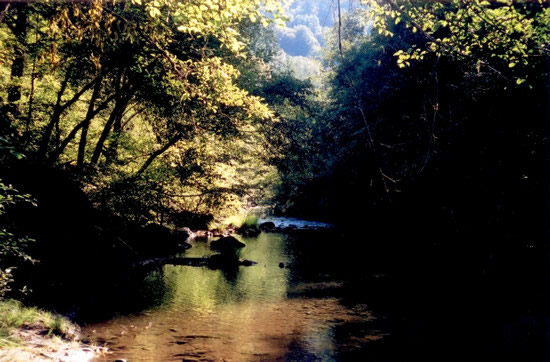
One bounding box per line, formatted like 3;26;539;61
258;217;334;230
82;232;384;361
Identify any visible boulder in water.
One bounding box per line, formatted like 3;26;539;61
129;223;191;255
171;227;193;239
210;236;245;252
237;225;260;237
259;221;276;232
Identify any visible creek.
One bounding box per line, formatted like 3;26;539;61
81;230;387;361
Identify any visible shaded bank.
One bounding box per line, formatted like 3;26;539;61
0;161;211;320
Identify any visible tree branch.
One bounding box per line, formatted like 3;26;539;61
136;135;182;175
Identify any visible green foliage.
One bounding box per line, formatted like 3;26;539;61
0;0;290;223
253;69;332;213
243;213;259;228
320;0;550;190
222;212;258;230
0;181;35;299
363;0;550;85
0;137;23;161
263;0;548;226
0;270;14;302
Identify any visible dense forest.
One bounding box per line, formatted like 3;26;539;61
0;0;548;360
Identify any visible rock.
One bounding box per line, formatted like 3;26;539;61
283;226;296;233
224;225;236;235
194;230;212;241
177;241;192;250
172;227;193;239
168;210;214;231
143;223;172;239
129;223;190;256
279;262;285;268
237;225;260;237
259;221;276;232
210;228;224;237
210;236;245;252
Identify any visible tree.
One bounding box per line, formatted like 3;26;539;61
0;0;287;221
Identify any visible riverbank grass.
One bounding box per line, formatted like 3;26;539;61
0;299;73;347
0;299;104;360
221;213;259;230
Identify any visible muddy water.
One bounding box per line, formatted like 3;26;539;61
83;233;384;361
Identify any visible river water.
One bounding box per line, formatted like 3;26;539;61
82;231;387;361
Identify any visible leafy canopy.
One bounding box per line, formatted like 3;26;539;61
362;0;550;84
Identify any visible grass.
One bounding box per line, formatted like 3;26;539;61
242;214;259;228
221;212;259;230
0;299;73;348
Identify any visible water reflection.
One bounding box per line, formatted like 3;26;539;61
162;233;291;309
84;233;383;361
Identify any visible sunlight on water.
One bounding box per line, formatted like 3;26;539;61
84;233;382;361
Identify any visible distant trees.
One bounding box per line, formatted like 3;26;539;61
269;0;549;239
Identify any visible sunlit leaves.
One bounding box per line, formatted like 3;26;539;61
167;0;287;55
0;0;282;218
361;0;550;85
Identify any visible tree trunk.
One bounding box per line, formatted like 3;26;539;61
76;73;103;170
49;92;116;162
0;3;27;135
90;71;133;166
0;3;11;25
38;71;99;158
90;95;131;166
7;4;27;107
38;67;72;157
24;53;38;138
104;106;142;167
104;108;124;166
